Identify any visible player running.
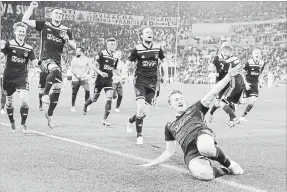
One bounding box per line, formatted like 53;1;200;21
70;47;91;112
83;38;118;126
0;22;37;133
22;2;76;129
239;49;266;121
125;26;168;145
140;64;244;180
112;50;125;112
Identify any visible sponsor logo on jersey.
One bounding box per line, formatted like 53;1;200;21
174;115;191;132
104;64;113;71
142;60;157;67
60;32;67;38
11;56;26;63
251;71;260;76
47;34;62;43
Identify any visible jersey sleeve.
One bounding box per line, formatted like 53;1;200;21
165;123;175;141
159;47;165;60
35;21;46;31
127;47;137;62
67;29;73;40
196;100;209;116
28;50;36;61
1;41;9;54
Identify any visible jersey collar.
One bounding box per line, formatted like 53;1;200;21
14;39;25;47
106;49;114;57
142;42;153;50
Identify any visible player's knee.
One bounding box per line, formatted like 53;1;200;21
197;134;217;157
188;159;214;181
92;93;100;102
6;96;14;108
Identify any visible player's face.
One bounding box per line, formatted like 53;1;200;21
222;47;232;58
107;41;117;52
51;9;63;23
170;93;186;113
252;50;261;61
14;26;27;41
142;27;153;43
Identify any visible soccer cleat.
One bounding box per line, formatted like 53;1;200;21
228;118;240;128
136;136;143;145
71;106;76;112
42;95;50;104
239;116;247;122
45;112;55;129
87;106;91;112
228;160;244;175
11;123;17;132
208;114;213;123
20;124;28;134
101;119;111;126
1;109;6;115
39;105;43;111
83;105;88;115
115;108;120;112
126;118;133;134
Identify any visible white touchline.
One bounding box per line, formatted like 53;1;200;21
1;124;268;192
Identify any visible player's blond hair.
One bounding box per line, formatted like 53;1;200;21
168;90;183;105
138;26;152;41
13;22;27;31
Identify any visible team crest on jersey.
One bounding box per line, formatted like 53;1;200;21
155;52;159;59
24;52;28;57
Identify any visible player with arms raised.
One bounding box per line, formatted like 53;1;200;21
1;22;38;133
125;26;168;145
83;38;118;126
22;2;76;129
239;49;266;121
140;64;243;181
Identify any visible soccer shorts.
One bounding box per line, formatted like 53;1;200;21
38;72;49;89
3;81;29;96
113;82;123;98
245;83;259;97
72;80;89;91
94;76;113;94
184;129;216;166
134;75;157;105
222;78;244;104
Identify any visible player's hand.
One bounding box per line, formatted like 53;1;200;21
62;33;69;41
30;1;38;9
228;64;242;77
245;82;251;90
100;72;109;78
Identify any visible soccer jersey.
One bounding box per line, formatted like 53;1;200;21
96;50;118;80
70;55;91;81
244;59;265;84
1;39;35;83
128;43;165;79
35;21;73;65
165;101;209;154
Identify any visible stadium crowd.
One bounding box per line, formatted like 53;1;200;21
1;1;286;84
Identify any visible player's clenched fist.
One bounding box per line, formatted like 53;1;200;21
30;1;38;8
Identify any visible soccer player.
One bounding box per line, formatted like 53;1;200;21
112;50;125;112
1;22;37;133
140;64;244;181
125;26;168;145
239;49;266;121
22;2;76;128
70;47;91;112
0;45;6;115
83;38;118;126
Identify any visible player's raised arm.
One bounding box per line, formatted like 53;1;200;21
201;64;242;108
22;2;38;28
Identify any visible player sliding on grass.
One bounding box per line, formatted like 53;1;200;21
22;2;76;129
1;22;38;133
140;64;243;181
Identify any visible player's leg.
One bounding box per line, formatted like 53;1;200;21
82;80;91;111
115;82;123;112
45;82;62;129
42;61;62;104
240;84;258;121
1;77;6;114
38;72;47;111
83;78;102;115
102;87;113;126
3;82;17;132
18;89;29;133
71;80;80;112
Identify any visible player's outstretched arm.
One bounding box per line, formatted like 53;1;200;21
201;64;242;108
140;141;176;167
22;2;38;28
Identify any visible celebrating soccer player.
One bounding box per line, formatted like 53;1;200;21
83;38;118;126
0;22;38;133
22;2;76;129
70;47;91;112
140;64;244;181
112;50;125;112
125;26;168;145
239;49;266;121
